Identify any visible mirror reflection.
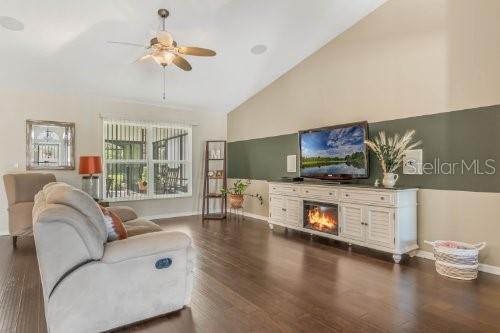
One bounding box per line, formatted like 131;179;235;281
26;120;75;170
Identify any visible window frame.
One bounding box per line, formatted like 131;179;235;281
102;119;193;202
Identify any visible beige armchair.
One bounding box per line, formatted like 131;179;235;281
33;183;194;332
3;173;56;246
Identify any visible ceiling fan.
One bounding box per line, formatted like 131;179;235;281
109;8;216;70
108;8;216;98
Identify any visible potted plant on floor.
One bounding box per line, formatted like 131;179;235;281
365;130;421;188
221;179;263;209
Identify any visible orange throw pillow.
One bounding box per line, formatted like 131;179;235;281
100;206;128;241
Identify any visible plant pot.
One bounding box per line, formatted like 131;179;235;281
137;182;148;192
382;173;399;188
229;194;244;209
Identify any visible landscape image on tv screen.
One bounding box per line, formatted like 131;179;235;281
300;123;368;178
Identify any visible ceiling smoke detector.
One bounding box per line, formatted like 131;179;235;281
0;16;24;31
251;44;267;55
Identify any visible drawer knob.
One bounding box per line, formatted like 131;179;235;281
282;208;287;211
293;189;296;192
305;190;309;193
380;197;385;200
345;194;350;197
329;192;333;195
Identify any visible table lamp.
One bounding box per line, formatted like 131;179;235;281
79;156;102;199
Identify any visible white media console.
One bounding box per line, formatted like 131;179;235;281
268;182;418;263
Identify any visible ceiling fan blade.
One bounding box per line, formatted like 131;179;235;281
172;55;192;71
133;54;153;64
178;46;216;57
107;41;145;48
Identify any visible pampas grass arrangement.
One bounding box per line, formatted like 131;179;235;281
365;130;421;174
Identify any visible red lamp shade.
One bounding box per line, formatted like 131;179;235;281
79;156;102;175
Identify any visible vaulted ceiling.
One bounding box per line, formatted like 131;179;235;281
0;0;385;112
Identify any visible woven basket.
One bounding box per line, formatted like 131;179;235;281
425;240;486;280
435;261;479;280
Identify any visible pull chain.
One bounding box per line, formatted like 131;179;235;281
162;65;166;100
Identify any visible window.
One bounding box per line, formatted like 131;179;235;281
103;119;192;201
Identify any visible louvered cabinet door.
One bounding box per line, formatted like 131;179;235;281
285;198;301;227
269;195;286;223
365;206;395;249
339;203;365;242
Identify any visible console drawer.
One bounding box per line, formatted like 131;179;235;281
341;190;396;206
300;186;338;201
269;184;299;196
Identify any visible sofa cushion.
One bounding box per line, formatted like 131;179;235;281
100;207;128;241
123;218;162;237
107;206;138;222
45;186;107;243
43;182;71;192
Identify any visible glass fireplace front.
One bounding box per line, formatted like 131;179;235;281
303;200;338;235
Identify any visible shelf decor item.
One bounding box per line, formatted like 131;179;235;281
79;156;103;199
425;240;486;280
365;130;421;188
221;179;263;209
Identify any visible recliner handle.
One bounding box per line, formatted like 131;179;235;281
155;258;172;269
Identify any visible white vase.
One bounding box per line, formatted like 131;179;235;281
382;173;399;188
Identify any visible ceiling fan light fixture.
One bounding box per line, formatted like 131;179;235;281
157;31;174;47
153;51;175;66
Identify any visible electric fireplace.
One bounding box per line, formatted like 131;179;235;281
303;201;338;235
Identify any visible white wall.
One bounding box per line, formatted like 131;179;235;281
0;90;227;233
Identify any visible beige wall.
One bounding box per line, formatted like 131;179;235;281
228;0;500;142
0;91;227;233
227;0;500;266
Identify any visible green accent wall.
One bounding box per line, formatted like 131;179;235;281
228;134;299;181
228;105;500;192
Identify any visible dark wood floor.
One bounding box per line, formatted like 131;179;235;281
1;216;500;332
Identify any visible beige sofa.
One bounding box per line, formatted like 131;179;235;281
3;173;56;246
33;183;194;332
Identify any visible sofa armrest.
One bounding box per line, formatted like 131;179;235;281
107;206;138;222
102;231;192;264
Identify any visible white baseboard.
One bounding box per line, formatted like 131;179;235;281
240;211;269;222
416;250;500;276
143;211;200;221
145;210;268;222
415;250;435;260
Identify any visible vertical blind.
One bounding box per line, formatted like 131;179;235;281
102;119;192;201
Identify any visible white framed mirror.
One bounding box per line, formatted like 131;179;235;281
26;120;75;170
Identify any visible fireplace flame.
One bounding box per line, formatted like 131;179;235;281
307;207;336;232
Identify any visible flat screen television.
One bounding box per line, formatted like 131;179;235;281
299;121;369;180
